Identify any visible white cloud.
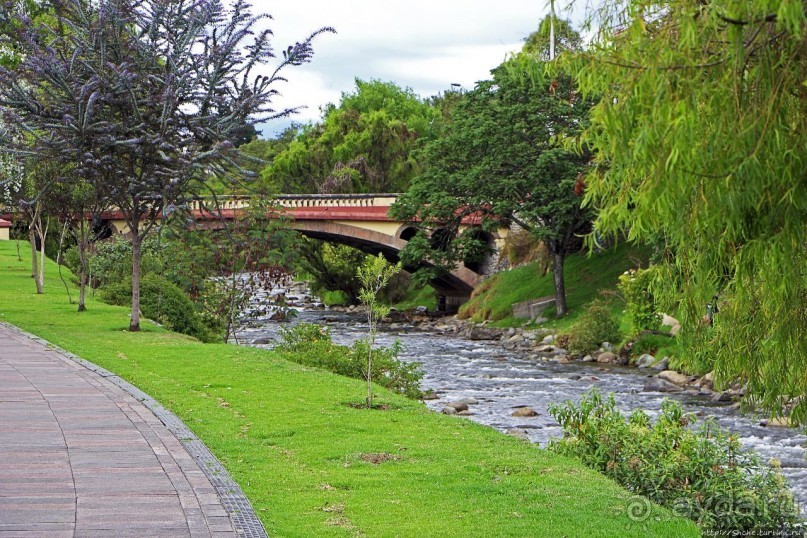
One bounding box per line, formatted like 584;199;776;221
252;0;584;136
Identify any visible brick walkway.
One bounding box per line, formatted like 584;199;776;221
0;324;266;537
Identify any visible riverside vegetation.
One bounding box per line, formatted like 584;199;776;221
0;242;698;536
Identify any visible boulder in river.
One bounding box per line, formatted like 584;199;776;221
635;354;656;368
511;407;539;417
658;370;690;386
651;357;670;370
506;428;530;440
596;351;617;364
469;327;500;341
711;391;733;403
643;378;684;393
252;337;273;345
761;417;792;428
444;402;469;412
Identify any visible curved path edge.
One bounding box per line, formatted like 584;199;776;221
0;321;268;538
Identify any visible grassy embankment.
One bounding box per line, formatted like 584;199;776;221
0;242;697;537
460;242;683;361
461;243;647;329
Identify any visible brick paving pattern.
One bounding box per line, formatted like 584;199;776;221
0;323;267;537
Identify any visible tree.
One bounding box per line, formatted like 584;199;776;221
0;0;332;331
566;0;806;420
357;254;401;408
264;79;440;194
392;54;593;316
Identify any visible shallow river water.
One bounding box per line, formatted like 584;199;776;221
237;306;807;515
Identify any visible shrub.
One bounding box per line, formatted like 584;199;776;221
618;267;661;332
276;323;423;399
100;275;216;342
549;391;802;533
564;299;621;354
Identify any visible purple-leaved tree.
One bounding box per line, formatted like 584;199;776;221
0;0;333;330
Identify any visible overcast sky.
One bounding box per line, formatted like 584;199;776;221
258;1;571;137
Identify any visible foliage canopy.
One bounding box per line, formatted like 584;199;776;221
392;53;593;315
566;0;806;419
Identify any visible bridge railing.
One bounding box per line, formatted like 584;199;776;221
187;194;400;212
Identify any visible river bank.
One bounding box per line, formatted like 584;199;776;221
238;296;807;516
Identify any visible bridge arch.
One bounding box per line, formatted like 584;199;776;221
291;220;481;298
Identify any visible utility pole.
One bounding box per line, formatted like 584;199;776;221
549;0;556;60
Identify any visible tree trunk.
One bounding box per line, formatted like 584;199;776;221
29;226;38;282
37;217;49;294
77;223;88;312
129;231;142;332
551;250;568;317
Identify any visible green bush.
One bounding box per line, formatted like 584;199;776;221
618;267;661;332
549;391;802;533
276;323;423;399
564;299;621;354
100;275;217;342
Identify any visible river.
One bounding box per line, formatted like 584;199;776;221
236;301;807;516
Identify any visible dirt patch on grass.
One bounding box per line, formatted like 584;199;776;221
360;452;401;465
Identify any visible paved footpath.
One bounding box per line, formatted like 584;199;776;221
0;324;266;537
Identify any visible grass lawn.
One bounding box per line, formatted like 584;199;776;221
0;241;696;537
460;243;650;331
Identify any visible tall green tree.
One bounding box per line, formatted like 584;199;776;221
566;0;806;419
392;52;593;316
264;79;440;194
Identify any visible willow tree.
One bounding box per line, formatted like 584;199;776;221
568;1;806;419
0;0;332;331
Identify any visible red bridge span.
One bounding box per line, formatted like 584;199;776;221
6;194;508;303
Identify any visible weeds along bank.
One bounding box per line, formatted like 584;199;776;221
0;243;696;536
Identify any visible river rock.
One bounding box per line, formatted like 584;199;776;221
651;357;670;370
252;337;272;345
657;370;690;386
711;391;732;403
661;313;682;336
568;375;582;381
511;407;538;417
441;407;457;415
444;402;469;412
469;327;499;341
541;334;556;345
761;417;792;428
635;354;656;368
643;378;684;393
702;371;714;384
454;398;479;405
582;355;595;362
506;428;530;440
596;351;617;364
507;334;525;343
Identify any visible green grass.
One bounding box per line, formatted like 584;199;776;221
390;283;437;311
0;242;696;537
460;243;650;330
320;289;350;307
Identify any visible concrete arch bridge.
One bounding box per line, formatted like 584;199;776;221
15;194;509;306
